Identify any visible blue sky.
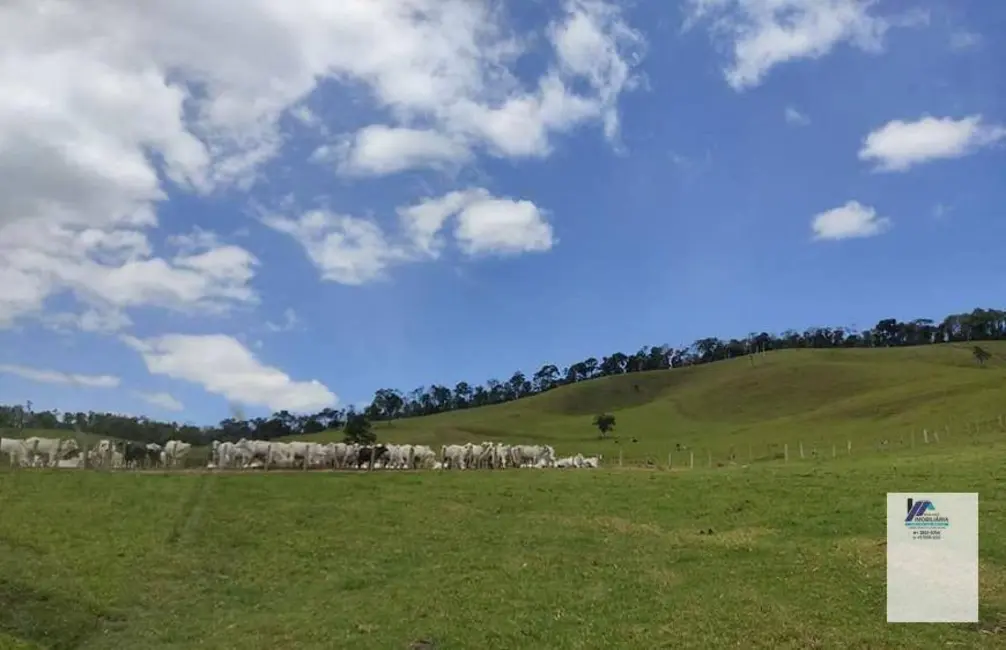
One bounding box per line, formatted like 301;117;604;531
1;0;1003;425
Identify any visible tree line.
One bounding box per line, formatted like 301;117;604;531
2;307;1002;445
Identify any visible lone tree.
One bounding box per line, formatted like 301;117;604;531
343;413;376;445
593;413;616;438
972;345;992;367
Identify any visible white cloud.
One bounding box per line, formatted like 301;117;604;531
324;0;646;175
134;391;184;412
811;200;890;241
684;0;924;90
43;308;133;335
949;31;981;51
336;126;472;177
264;189;554;284
123;334;337;413
265;308;299;333
0;363;120;388
263;211;411;285
454;197;555;256
859;115;1006;172
784;106;809;125
0;0;643;329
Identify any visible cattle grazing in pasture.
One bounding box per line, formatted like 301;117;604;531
3;437;602;472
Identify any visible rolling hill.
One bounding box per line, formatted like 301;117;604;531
6;342;1004;467
294;342;1006;464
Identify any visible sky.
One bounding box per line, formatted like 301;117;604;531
1;0;1004;425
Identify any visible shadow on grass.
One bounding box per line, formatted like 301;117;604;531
0;578;124;650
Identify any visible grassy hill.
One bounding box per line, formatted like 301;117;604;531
6;343;1005;468
296;342;1006;465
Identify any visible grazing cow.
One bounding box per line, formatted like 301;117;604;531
145;443;163;468
210;441;239;469
440;444;468;469
162;440;192;468
509;444;555;468
386;444;414;469
22;436;79;468
0;437;30;467
234;439;272;467
411;445;437;469
89;439;114;468
356;444;389;469
122;442;149;469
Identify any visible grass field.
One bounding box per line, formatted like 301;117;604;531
1;444;1004;649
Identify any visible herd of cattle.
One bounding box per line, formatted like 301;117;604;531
0;436;603;471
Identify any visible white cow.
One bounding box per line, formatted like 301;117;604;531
0;437;30;467
266;442;296;468
161;440;192;468
234;439;273;467
386;444;414;469
412;445;437;469
510;444;555;468
22;436;80;468
441;444;469;469
88;439;114;468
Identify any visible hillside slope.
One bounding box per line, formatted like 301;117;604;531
300;343;1006;463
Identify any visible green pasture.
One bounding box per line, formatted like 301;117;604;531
1;444;1004;649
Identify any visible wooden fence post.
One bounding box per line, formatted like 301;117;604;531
923;429;929;444
689;451;694;469
847;440;852;455
784;444;789;463
799;442;804;460
667;452;672;469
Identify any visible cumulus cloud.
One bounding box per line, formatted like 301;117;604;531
264;189;555;284
123;334;337;412
859;115;1006;172
0;363;120;388
312;0;646;175
811;200;890;241
784;106;810;125
453;197;555;256
134;391;184;412
683;0;925;90
336;126;473;177
0;0;642;330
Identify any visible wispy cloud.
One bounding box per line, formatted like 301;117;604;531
784;106;810;126
134;391;184;412
0;363;120;388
